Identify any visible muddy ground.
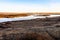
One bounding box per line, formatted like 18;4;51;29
0;17;60;40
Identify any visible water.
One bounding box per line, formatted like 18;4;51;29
0;15;60;22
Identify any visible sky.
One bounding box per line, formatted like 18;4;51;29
0;0;60;12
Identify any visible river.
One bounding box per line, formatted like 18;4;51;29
0;15;60;22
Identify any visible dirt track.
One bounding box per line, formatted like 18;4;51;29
0;17;60;40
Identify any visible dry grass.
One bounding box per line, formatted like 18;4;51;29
0;12;60;18
0;13;31;18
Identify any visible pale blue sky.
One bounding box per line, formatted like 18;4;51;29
0;0;60;12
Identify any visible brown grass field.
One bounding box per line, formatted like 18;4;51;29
0;12;60;18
